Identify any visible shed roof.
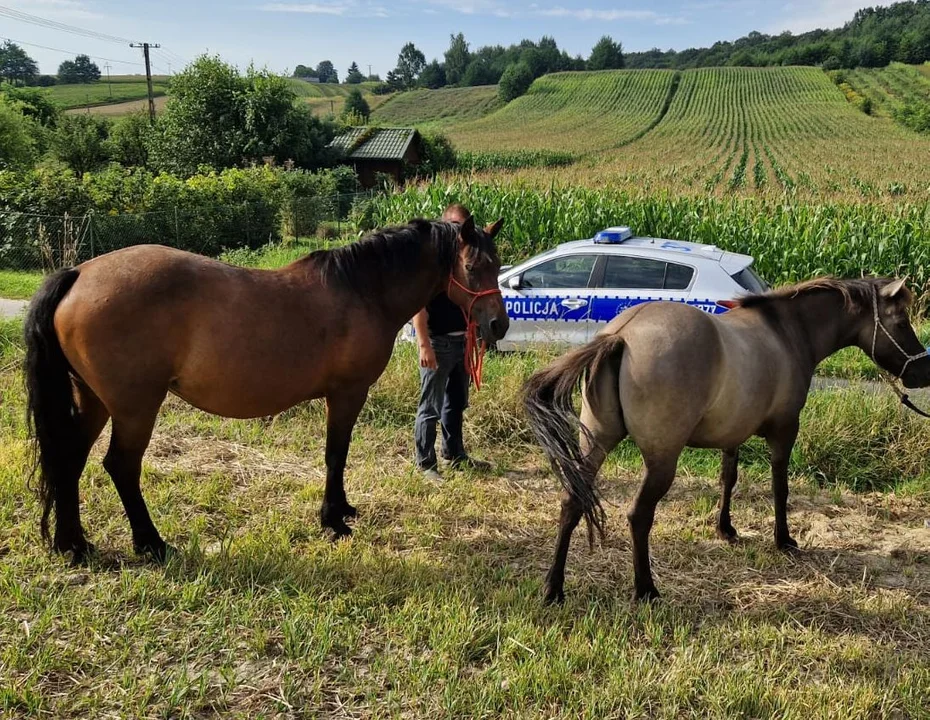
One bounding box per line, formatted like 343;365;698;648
330;127;419;161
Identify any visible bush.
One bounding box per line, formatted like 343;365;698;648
0;95;37;169
498;62;534;103
52;114;111;176
417;131;457;176
108;111;153;168
342;89;370;122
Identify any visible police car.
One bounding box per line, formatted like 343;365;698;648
404;226;768;351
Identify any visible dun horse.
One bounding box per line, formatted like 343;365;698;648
524;277;930;603
24;208;508;564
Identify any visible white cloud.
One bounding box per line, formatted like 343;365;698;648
259;2;350;15
538;6;689;24
7;0;103;20
770;0;883;34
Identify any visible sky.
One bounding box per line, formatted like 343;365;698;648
4;0;888;79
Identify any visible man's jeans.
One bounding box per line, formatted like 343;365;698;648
415;334;469;469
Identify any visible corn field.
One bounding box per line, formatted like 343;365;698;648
446;69;678;154
372;180;930;299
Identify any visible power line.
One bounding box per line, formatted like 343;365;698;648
0;5;135;45
0;35;145;68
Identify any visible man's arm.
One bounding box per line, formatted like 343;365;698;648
412;308;437;370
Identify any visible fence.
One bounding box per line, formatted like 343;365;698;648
0;191;377;273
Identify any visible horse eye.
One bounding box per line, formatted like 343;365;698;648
465;263;474;272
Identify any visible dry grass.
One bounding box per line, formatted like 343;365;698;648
2;333;930;717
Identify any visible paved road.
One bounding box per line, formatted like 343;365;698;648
0;298;27;319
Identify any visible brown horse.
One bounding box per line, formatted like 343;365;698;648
24;208;508;564
524;277;930;603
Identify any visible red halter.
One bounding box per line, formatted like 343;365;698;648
447;274;502;390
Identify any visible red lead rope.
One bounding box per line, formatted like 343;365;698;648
448;275;502;391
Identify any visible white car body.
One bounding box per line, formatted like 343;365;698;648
402;226;769;351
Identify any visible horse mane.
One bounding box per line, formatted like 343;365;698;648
301;219;462;298
735;276;911;312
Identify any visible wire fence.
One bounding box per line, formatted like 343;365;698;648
0;191;377;273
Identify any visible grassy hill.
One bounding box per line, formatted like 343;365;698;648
444;70;678;154
371;85;502;127
842;62;930;116
42;76;170;109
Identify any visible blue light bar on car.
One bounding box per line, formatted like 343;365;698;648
593;226;633;244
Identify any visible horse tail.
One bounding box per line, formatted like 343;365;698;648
23;267;81;546
523;332;625;542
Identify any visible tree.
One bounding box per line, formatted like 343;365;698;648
58;54;101;84
588;36;625;70
53;114;111;176
316;60;338;83
0;95;37;168
444;33;471;86
346;62;364;84
462;58;497;86
0;85;60;126
419;60;446;89
150;55;338;176
108;111;152;167
342;88;370;122
395;42;426;89
385;69;403;91
293;64;317;78
0;41;39;86
498;62;533;102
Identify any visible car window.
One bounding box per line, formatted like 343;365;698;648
602;256;694;290
522;255;597;289
731;266;768;293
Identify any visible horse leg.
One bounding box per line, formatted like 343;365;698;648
716;447;740;543
543;389;625;606
53;380;110;563
768;421;800;552
103;408;168;561
320;388;369;539
627;454;678;602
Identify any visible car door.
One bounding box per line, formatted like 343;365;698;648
501;253;598;348
587;254;696;334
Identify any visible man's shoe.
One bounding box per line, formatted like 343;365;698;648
418;465;442;481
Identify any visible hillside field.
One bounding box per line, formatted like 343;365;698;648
42;76;170;110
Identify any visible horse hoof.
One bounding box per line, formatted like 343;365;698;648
136;540;175;564
777;537;800;554
716;525;739;544
343;503;358;519
54;537;95;566
328;522;353;541
634;586;661;603
542;585;565;606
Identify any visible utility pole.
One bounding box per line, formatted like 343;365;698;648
130;41;161;124
368;64;372;80
104;62;112;98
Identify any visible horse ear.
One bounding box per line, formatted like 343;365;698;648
484;218;504;239
460;215;477;245
880;278;907;299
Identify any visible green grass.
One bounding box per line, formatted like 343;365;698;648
284;78;381;98
844;63;930;117
42;77;170;109
1;314;930;716
371;85;503;127
0;271;42;300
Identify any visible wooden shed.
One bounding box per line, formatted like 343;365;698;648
330;127;422;187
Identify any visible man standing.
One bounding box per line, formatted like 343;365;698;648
412;204;491;479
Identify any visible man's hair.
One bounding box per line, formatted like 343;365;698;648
442;203;471;223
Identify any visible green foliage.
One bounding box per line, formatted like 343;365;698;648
0;41;38;86
416;131;457;176
108;111;153;167
395;42;427;89
455;149;574;171
626;1;930;69
498;62;533;102
0;84;59;126
588;36;625;71
444;33;470;86
52;114;111;176
316;61;338;84
346;62;364;84
371;85;501;126
342;89;371;122
150;55;338;176
893;101;930;132
57;54;101;84
0;95;37;169
418;60;446;89
293;64;318;79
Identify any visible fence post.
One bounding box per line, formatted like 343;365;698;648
88;211;95;259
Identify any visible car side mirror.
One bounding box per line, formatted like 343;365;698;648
507;275;522;290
